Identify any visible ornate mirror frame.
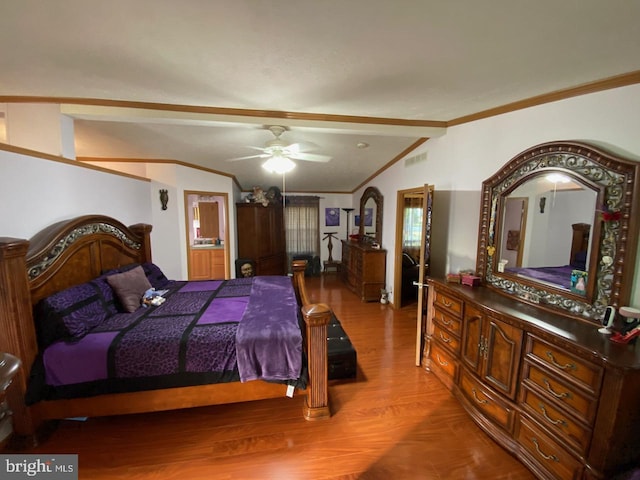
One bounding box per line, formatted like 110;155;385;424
359;186;383;245
476;141;639;322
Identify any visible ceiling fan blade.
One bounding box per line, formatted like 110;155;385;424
289;152;332;162
286;141;320;153
226;154;268;162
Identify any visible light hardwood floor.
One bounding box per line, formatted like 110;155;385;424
15;274;535;479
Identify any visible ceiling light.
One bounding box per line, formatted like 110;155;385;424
262;153;296;174
546;173;571;184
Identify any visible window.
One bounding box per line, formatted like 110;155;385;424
284;196;320;269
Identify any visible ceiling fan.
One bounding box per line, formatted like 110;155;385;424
226;125;332;173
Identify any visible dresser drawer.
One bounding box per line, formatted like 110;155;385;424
520;384;591;456
459;368;516;434
526;336;602;395
433;322;460;355
517;416;583;480
429;341;458;382
432;308;462;336
522;362;597;424
433;289;463;318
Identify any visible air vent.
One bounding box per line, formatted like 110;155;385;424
404;152;428;167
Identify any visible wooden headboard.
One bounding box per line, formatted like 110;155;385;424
0;215;152;436
25;215;152;305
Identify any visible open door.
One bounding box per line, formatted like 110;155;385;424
414;185;433;366
393;184;434;363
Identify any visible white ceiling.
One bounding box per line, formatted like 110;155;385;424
2;0;640;192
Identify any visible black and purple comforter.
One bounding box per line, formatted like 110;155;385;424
505;265;573;290
27;276;304;403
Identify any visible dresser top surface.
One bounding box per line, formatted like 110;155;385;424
429;278;640;370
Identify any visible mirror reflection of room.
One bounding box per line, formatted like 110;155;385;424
498;173;597;294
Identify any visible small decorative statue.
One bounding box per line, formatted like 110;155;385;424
250;186;269;206
380;289;389;304
159;189;169;210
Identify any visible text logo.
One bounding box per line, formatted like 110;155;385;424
1;455;78;479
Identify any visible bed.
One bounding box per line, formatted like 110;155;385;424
504;222;590;292
0;215;332;443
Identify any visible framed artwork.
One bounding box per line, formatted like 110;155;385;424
356;208;373;227
325;208;340;226
235;258;256;278
364;207;373;227
570;269;588;296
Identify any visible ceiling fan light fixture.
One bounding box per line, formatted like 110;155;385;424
262;154;295;174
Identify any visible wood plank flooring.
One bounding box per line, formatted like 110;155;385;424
14;275;535;479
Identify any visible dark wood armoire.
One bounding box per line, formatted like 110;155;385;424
236;202;286;275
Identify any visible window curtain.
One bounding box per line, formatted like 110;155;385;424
402;196;423;262
284;196;320;269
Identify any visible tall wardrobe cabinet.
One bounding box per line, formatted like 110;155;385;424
236;202;286;275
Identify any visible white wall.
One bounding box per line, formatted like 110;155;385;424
363;83;640;307
0;149;151;239
3;84;640;309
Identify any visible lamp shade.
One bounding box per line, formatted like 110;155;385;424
262;154;295;174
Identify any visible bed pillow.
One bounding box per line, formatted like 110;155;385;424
34;278;117;348
107;265;152;313
103;262;171;289
141;262;171;289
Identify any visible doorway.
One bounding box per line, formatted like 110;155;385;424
183;191;230;280
393;185;433;308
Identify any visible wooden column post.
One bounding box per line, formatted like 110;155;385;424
0;238;40;440
301;303;331;420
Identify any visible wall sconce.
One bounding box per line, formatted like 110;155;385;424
159;189;169;210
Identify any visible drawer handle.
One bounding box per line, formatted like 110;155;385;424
436;354;449;367
471;388;488;405
531;438;559;463
545;351;576;371
439;314;453;326
442;299;453;307
438;332;452;343
539;403;567;427
543;378;572;400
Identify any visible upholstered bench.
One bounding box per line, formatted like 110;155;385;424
327;315;357;380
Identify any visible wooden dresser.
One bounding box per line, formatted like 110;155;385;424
236;202;286;275
424;278;640;480
340;240;386;302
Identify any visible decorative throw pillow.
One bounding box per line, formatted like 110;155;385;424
106;265;152;313
141;262;171;289
34;278;117;348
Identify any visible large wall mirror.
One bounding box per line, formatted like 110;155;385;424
359;186;383;245
476;141;639;322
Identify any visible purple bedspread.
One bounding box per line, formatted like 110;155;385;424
236;276;302;382
40;276;302;394
506;265;573;290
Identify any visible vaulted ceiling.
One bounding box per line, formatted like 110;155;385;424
2;1;639;192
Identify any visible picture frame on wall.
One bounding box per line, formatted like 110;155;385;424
325;208;340;227
235;258;256;278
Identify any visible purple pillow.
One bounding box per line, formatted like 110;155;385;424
141;262;171;289
34;278;118;348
